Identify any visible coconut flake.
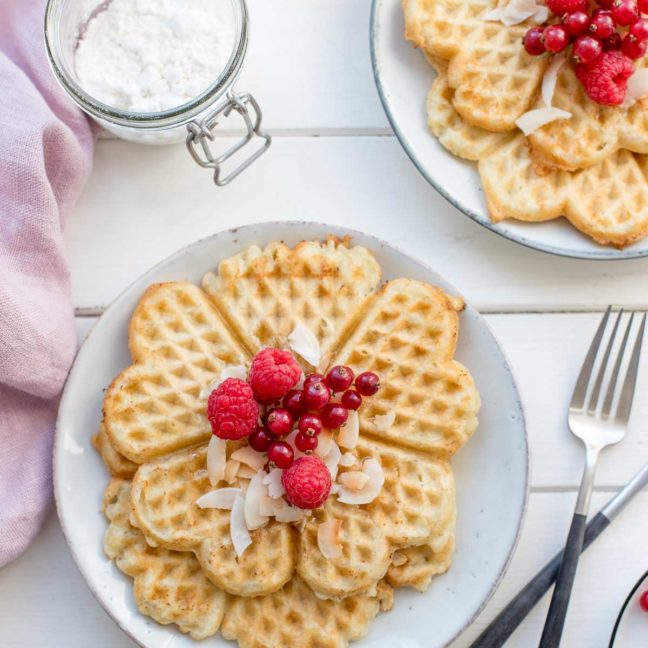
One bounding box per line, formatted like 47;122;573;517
224;459;241;484
391;551;408;567
323;441;342;480
231;446;267;471
288;320;321;367
372;411;396;431
337;458;385;505
339;470;371;491
483;7;502;20
533;5;549;23
296;372;306;390
196;487;244;510
199;364;248;399
317;519;343;559
339;452;358;468
273;498;307;523
207;435;227;486
624;68;648;108
230;495;252;557
244;471;269;530
237;477;251;491
483;0;546;26
259;496;276;517
337;410;359;449
262;468;286;499
542;53;565;108
515;107;572;135
237;464;258;479
314;431;335;458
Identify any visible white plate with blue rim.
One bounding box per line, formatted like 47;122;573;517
55;221;528;647
370;0;648;260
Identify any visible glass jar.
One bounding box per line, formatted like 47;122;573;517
44;0;270;185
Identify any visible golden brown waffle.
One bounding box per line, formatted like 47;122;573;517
355;436;455;548
103;282;248;463
480;135;648;247
332;278;480;458
403;0;546;131
221;577;384;648
130;444;296;597
427;73;511;162
103;479;227;640
296;498;392;599
202;239;381;368
92;423;137;479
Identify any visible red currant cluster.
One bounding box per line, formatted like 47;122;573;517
523;0;648;63
248;366;380;469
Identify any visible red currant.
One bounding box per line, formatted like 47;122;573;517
325;365;354;392
321;403;349;429
298;413;323;437
603;32;623;49
544;25;570;53
640;590;648;613
355;371;380;396
639;0;648;12
294;432;318;452
266;408;294;437
282;389;304;416
598;0;614;6
589;11;616;37
341;389;362;410
612;0;639;25
622;32;648;57
523;27;546;56
573;35;603;62
564;11;591;36
302;380;331;410
267;441;294;468
303;373;325;387
249;427;274;452
630;17;648;40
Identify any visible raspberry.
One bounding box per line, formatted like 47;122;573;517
639;0;648;12
622;32;648;58
544;25;570;53
207;378;259;440
282;456;332;509
575;50;635;105
248;348;301;404
547;0;587;13
523;27;546;56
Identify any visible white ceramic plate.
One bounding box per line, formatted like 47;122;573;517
55;222;528;648
370;0;648;260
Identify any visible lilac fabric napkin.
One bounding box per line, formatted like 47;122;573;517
0;0;94;567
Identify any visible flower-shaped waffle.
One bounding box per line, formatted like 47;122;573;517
97;239;480;647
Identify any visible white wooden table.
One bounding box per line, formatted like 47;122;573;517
2;1;647;646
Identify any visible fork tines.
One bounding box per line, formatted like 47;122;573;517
570;307;646;422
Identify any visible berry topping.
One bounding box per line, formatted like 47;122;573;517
589;11;616;38
295;432;319;452
598;0;615;7
341;389;362;411
575;50;634;104
639;0;648;12
603;32;623;49
267;441;295;469
281;455;332;509
573;34;604;62
621;32;648;57
249;427;274;452
302;380;331;410
248;348;301;404
629;17;648;40
544;24;571;53
325;365;355;392
564;11;591;36
524;27;545;56
612;0;639;25
266;408;294;437
298;413;323;437
282;388;304;416
547;0;588;14
303;373;325;387
321;403;349;429
355;371;381;396
207;378;259;440
640;590;648;612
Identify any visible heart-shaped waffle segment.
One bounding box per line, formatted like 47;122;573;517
130;445;296;597
92;423;137;479
202;239;380;368
103;479;227;640
103;282;249;463
332;278;480;458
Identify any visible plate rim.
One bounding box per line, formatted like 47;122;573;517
54;220;530;648
369;0;648;261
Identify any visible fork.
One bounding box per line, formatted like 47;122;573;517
539;307;646;648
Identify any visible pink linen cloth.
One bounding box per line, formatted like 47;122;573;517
0;0;94;566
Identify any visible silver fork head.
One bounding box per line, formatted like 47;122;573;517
568;308;646;449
